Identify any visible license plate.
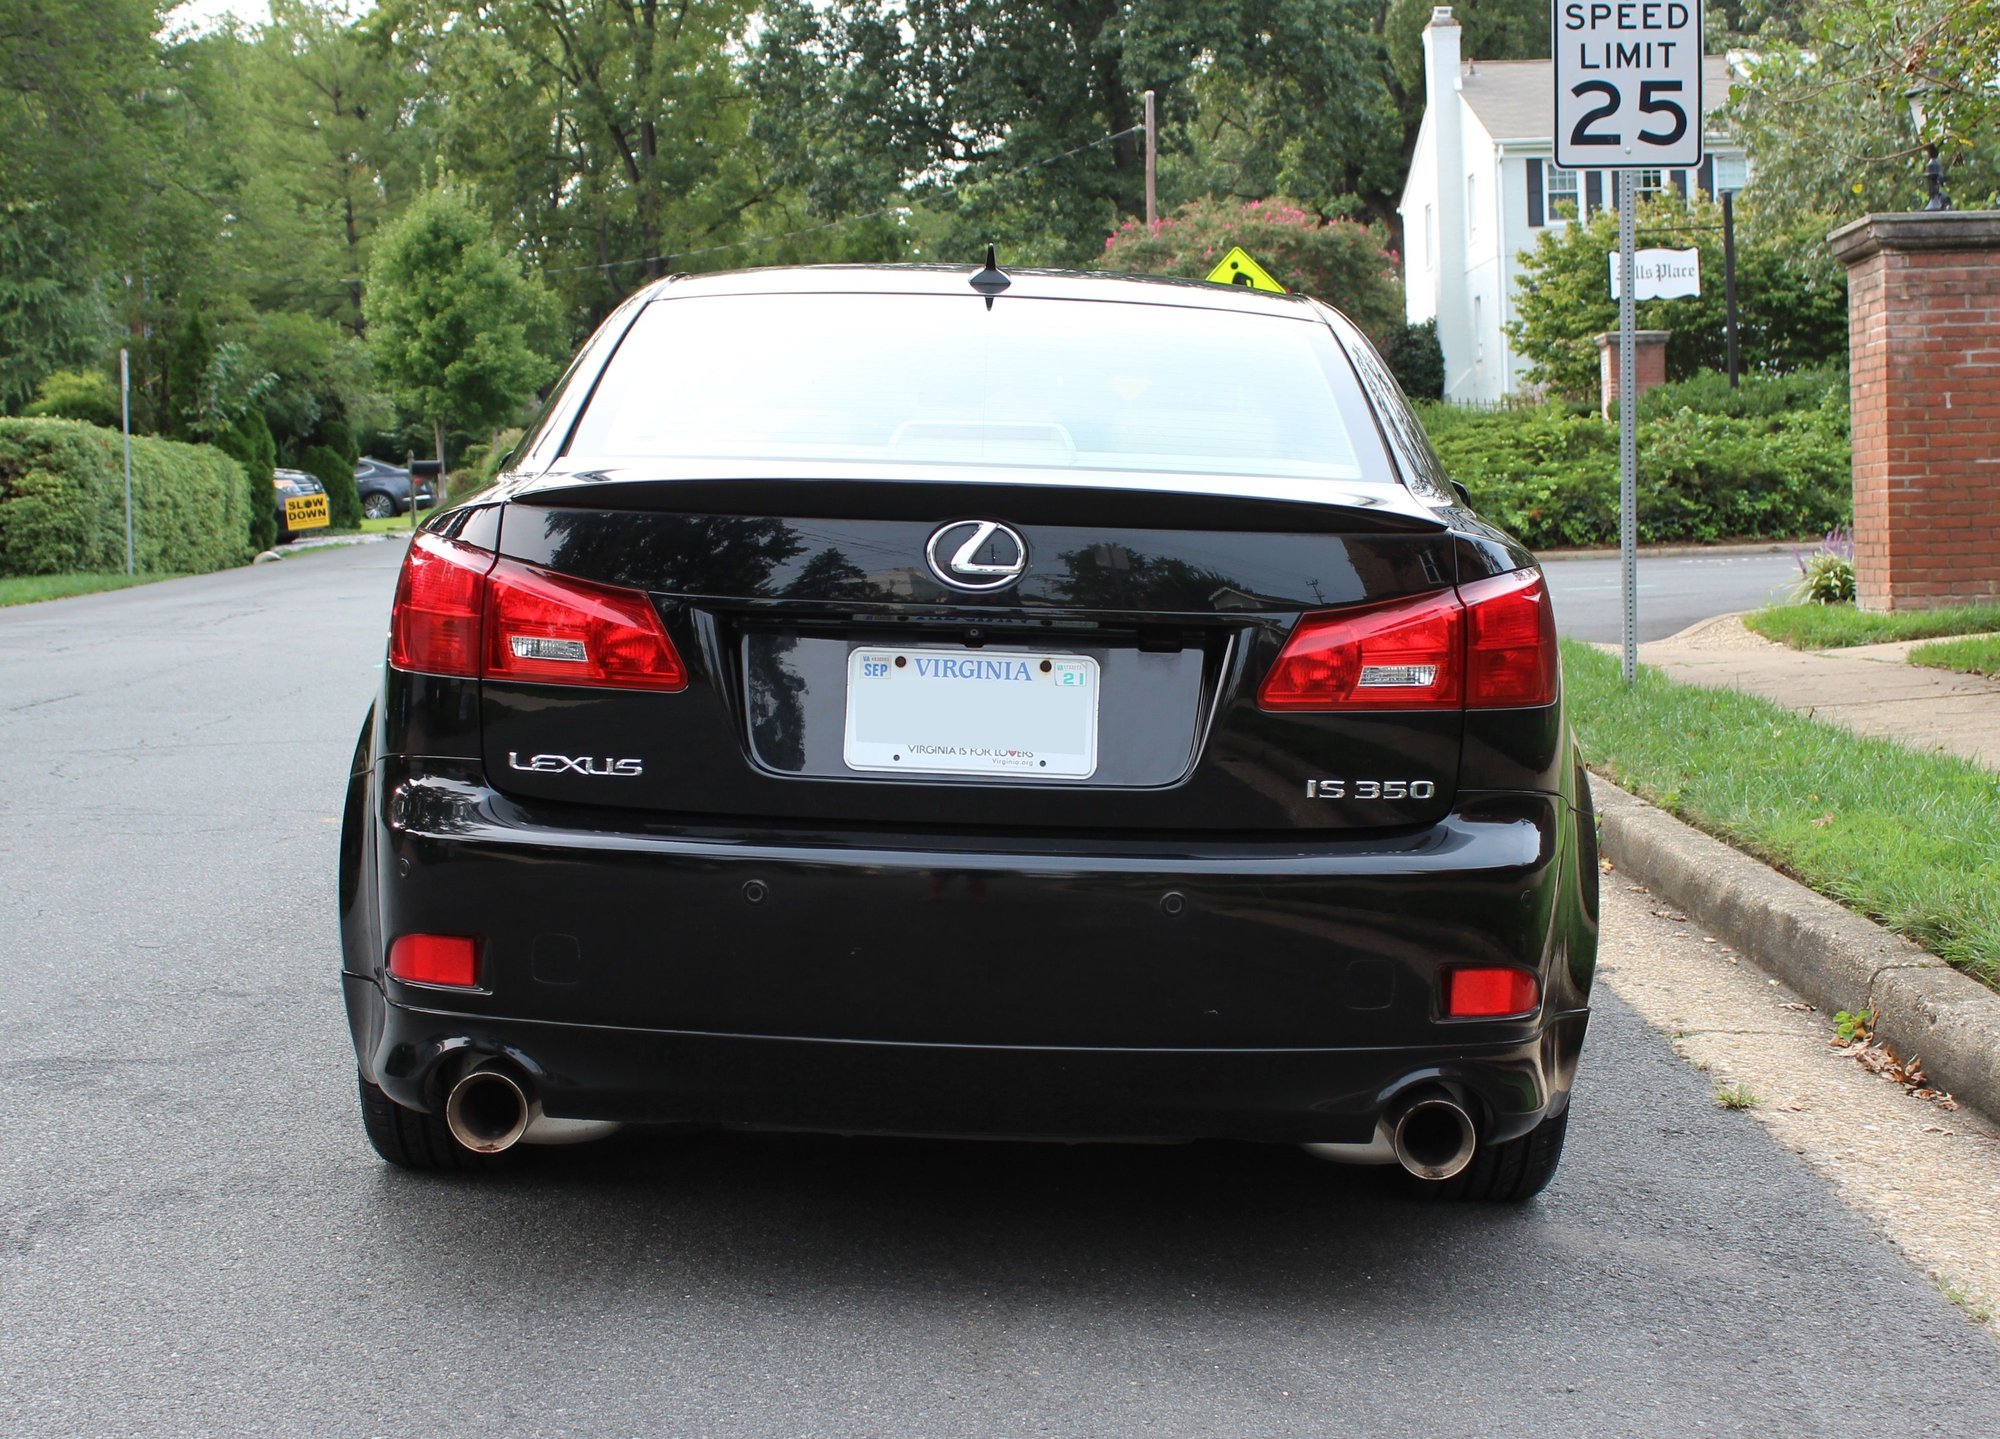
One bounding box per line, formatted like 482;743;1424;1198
284;494;330;530
844;648;1099;779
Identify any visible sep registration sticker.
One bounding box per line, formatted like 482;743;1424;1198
843;647;1100;779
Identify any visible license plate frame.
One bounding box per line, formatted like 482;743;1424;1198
842;646;1100;780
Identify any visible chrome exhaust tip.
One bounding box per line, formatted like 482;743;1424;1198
444;1064;537;1155
1391;1094;1478;1182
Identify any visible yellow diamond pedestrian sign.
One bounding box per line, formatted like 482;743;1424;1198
1205;247;1286;293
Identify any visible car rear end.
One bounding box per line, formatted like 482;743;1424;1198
339;269;1597;1192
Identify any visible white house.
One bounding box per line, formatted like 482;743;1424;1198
1399;8;1747;402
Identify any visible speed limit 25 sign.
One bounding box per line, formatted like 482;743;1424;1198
1553;2;1704;169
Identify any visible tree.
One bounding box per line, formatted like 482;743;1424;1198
1097;197;1404;340
750;1;1423;265
0;203;113;414
363;189;561;472
1509;196;1849;399
302;442;362;528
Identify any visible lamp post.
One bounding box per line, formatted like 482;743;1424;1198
1713;155;1748;389
1906;84;1952;212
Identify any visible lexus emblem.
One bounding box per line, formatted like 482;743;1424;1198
925;520;1028;592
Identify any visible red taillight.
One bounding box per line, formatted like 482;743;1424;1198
1442;966;1540;1018
1256;592;1464;710
1258;568;1558;713
387;536;686;692
388;933;480;988
1463;570;1559;708
485;558;687;692
389;533;492;677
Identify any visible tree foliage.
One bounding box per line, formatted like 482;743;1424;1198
1510;197;1849;400
363;189;561;465
1097;197;1403;339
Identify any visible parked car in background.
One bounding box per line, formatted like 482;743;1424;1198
354;456;437;520
273;467;329;543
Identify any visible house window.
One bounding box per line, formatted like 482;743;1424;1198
1545;165;1579;223
1635;168;1665;199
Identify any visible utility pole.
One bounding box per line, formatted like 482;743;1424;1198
1143;89;1158;229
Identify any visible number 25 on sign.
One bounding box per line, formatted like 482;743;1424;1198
1553;1;1704;169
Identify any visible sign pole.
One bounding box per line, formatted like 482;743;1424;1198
120;348;134;578
1618;173;1639;684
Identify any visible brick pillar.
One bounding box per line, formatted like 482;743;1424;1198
1594;330;1670;420
1830;212;2000;611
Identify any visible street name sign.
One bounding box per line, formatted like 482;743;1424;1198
1609;246;1700;299
1554;2;1705;169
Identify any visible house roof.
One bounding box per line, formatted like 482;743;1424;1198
1459;55;1733;145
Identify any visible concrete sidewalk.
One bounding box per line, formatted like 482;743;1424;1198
1616;615;2000;769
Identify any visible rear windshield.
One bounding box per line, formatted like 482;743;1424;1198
565;292;1387;482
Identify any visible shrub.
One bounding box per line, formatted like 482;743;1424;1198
1638;363;1847;421
316;415;360;467
215;409;278;553
24;370;122;429
1380;320;1445;401
1418;372;1851;550
1096;196;1404;340
303;443;362;528
451;426;525;502
0;418;252;576
1510;196;1849;400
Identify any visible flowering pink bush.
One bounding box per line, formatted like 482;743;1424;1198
1095;197;1402;340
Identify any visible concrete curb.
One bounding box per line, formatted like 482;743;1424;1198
1589;774;2000;1122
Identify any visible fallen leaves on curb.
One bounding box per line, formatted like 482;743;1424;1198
1831;1035;1961;1110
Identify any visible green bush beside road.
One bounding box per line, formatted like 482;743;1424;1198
1419;373;1850;551
0;418;253;577
1562;639;2000;988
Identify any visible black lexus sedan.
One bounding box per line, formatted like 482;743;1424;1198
339;263;1597;1199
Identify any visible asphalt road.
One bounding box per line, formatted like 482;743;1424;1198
5;542;1997;1437
1542;548;1799;642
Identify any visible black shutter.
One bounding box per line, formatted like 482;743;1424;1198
1586;170;1603;213
1698;155;1715;197
1671;169;1688;199
1527;159;1545;227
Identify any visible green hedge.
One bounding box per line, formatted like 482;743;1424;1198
0;418;254;576
303;443;363;528
1417;374;1851;550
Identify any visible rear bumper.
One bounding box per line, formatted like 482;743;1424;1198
341;761;1596;1144
350;977;1585;1146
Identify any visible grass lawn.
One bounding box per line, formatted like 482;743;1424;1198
1562;639;2000;988
0;572;178;607
360;506;439;535
1909;634;2000;678
1745;602;2000;650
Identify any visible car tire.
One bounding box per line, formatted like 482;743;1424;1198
361;492;397;521
1416;1103;1569;1203
357;1072;508;1172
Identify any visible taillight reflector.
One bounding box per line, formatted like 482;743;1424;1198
1258;567;1558;713
1443;967;1540;1018
388;933;480;988
1257;593;1464;710
1462;570;1559;708
387;534;686;692
388;533;492;677
486;558;687;691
